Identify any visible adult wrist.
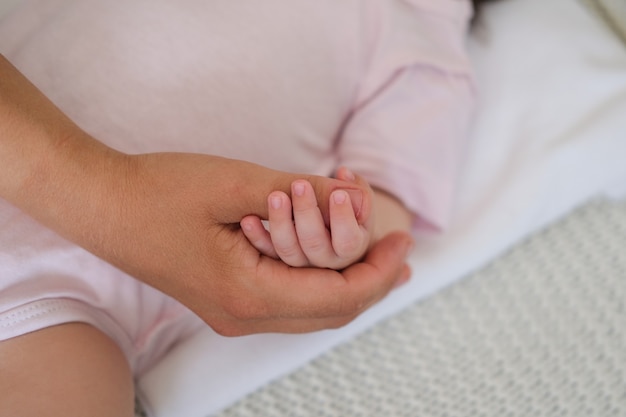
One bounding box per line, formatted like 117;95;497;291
0;54;129;248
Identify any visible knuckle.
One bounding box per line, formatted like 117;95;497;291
274;241;303;259
298;233;328;253
334;236;364;258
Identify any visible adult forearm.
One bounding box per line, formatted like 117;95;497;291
0;54;126;245
1;54;74;199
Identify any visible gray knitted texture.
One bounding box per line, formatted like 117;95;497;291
210;198;626;417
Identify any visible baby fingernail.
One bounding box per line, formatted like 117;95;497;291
343;168;356;182
241;220;253;232
270;195;282;210
332;190;348;205
293;181;306;197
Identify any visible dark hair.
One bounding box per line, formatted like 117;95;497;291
471;0;498;22
471;0;496;10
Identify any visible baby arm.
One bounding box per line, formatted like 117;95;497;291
241;167;412;270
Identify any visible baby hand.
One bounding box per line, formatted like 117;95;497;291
241;168;373;269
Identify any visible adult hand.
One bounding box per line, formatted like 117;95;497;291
52;150;415;336
1;55;414;336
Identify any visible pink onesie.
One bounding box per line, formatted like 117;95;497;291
0;0;475;375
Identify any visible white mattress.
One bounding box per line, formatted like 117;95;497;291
136;0;626;416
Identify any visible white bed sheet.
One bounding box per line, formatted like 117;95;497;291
137;0;626;416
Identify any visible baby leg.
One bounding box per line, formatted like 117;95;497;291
0;323;135;417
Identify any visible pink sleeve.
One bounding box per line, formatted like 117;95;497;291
337;0;475;232
338;67;475;232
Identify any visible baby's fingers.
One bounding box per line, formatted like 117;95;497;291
291;180;337;267
241;215;278;259
267;191;309;267
329;190;368;260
